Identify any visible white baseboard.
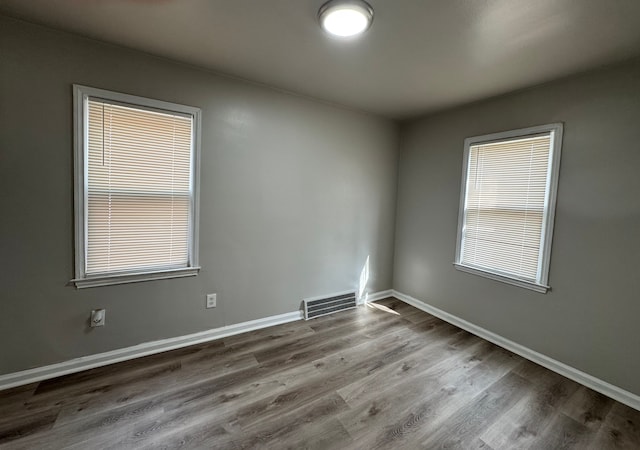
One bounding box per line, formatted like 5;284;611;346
0;310;303;392
392;290;640;412
358;289;394;305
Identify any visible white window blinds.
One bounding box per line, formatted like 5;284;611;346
85;99;194;276
455;124;562;292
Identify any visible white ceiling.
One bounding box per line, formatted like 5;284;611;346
3;0;640;119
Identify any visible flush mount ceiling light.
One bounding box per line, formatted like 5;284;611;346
318;0;374;38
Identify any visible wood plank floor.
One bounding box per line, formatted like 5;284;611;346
1;298;638;449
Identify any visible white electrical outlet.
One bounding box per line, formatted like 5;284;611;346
206;293;217;308
90;309;105;327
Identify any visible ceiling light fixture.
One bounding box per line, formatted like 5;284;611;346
318;0;374;38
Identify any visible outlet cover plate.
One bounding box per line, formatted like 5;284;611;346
206;293;217;308
91;309;105;327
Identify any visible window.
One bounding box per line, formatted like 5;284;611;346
454;123;563;293
72;85;201;288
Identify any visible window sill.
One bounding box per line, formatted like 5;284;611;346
71;267;200;289
453;263;549;293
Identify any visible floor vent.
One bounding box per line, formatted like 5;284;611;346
303;292;357;320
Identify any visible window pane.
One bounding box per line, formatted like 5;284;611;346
87;194;190;273
86;99;193;275
460;133;553;283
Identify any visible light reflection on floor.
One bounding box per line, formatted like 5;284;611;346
365;301;400;315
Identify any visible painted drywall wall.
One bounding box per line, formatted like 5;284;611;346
0;16;398;374
394;59;640;395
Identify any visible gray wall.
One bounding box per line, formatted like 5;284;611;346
0;16;398;374
394;59;640;395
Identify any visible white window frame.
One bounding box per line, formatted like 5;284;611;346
454;123;563;293
71;85;201;288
